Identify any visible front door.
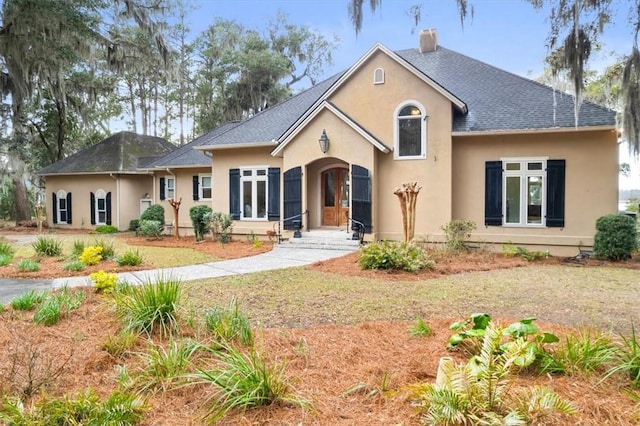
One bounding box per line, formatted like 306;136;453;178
321;168;349;226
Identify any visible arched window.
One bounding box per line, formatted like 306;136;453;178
56;190;69;224
394;101;426;159
95;189;107;224
373;67;384;84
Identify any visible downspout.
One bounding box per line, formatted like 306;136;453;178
109;173;120;230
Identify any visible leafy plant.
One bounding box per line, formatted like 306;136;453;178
0;240;15;257
540;328;617;375
605;324;640;388
359;240;434;272
90;270;119;293
129;219;140;232
140;204;165;225
95;224;118;234
114;274;182;337
441;219;476;251
117;249;144;266
208;211;234;243
31;236;62;257
11;290;46;311
412;322;576;425
63;260;85;271
190;204;213;242
501;242;550;261
16;259;40;272
138;219;163;239
33;288;85;326
133;339;199;393
410;317;433;337
191;344;306;423
594;214;638;260
79;245;103;265
0;254;13;266
204;299;254;347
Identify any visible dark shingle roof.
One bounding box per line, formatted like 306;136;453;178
395;46;616;131
38;131;176;175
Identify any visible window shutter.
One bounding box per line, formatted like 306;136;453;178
159;177;166;201
484;161;503;226
106;192;112;225
283;167;302;230
229;169;240;220
352;164;372;232
192;175;199;201
546;159;565;228
90;192;96;225
66;192;72;224
52;193;58;224
267;167;280;221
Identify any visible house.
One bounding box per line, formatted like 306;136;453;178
39;131;175;230
42;30;619;255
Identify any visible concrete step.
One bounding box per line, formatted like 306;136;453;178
281;230;361;251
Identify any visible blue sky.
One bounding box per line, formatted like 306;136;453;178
182;0;638;189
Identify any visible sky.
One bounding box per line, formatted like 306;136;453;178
179;0;638;189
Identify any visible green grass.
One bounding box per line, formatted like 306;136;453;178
31;236;63;257
410;317;433;337
16;258;40;272
540;328;618;375
204;299;254;347
11;289;47;311
117;249;144;266
33;288;85;326
133;339;199;393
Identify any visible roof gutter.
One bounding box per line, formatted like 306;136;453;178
194;141;279;151
451;125;616;137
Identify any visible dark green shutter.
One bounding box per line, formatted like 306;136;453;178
283;167;302;230
159;177;166;201
351;164;372;232
268;167;280;221
90;192;96;225
192;176;199;201
52;193;58;224
66;192;72;224
485;161;503;226
106;192;112;226
229;169;240;220
546;159;566;228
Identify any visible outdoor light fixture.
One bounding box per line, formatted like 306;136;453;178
318;129;329;154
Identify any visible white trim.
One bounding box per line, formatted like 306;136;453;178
195;141;277;151
373;67;385;84
94;189;107;225
239;166;269;221
56;190;68;224
163;176;175;200
500;157;548;227
394;100;427;160
272;101;391;156
198;173;212;200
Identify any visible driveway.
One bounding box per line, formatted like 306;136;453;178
0;277;53;304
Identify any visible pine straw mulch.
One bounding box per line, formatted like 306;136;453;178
0;292;637;425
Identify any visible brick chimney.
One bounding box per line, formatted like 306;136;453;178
419;29;438;53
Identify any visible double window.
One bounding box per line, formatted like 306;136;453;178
241;168;268;220
394;101;427;159
485;158;565;228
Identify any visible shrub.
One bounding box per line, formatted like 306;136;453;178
95;225;118;234
138;220;163;239
16;259;40;272
594;214;638;260
208;212;234;243
0;254;12;266
140;204;165;225
359;240;434;272
129;219;140;232
114;274;182;336
190;205;213;242
31;236;62;257
117;249;144;266
90;270;119;294
204;299;254;347
92;238;116;259
0;240;15;257
441;219;476;251
79;246;103;266
63;260;85;271
11;290;46;311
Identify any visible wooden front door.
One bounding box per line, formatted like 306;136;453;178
321;168;349;227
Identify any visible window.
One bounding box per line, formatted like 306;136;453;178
373;67;385;84
394;101;426;159
200;175;212;200
95;189;107;225
241;168;268;220
55;190;71;224
165;177;175;200
485;158;565;228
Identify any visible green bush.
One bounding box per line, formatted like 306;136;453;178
11;290;46;311
140;204;165;225
0;240;15;257
16;259;40;272
90;270;119;293
138;220;163;239
129;219;140;231
63;260;85;271
79;246;103;266
31;236;62;257
441;219;476;251
0;254;12;266
593;214;638;260
95;225;118;234
359;240;434;272
190;205;213;242
117;249;144;266
208;212;234;243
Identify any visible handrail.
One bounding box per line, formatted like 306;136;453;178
272;210;309;243
345;214;365;244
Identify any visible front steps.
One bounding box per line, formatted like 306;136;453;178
281;229;361;251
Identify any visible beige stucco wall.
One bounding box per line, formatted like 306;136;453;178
451;129;619;254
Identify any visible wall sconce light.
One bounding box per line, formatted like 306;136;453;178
143;193;150;199
318;129;329;154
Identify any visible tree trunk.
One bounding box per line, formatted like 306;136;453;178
10;155;30;223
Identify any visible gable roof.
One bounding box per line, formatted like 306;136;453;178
38;131;175;176
180;42;616;158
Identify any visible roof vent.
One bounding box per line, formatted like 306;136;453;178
419;29;438;53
